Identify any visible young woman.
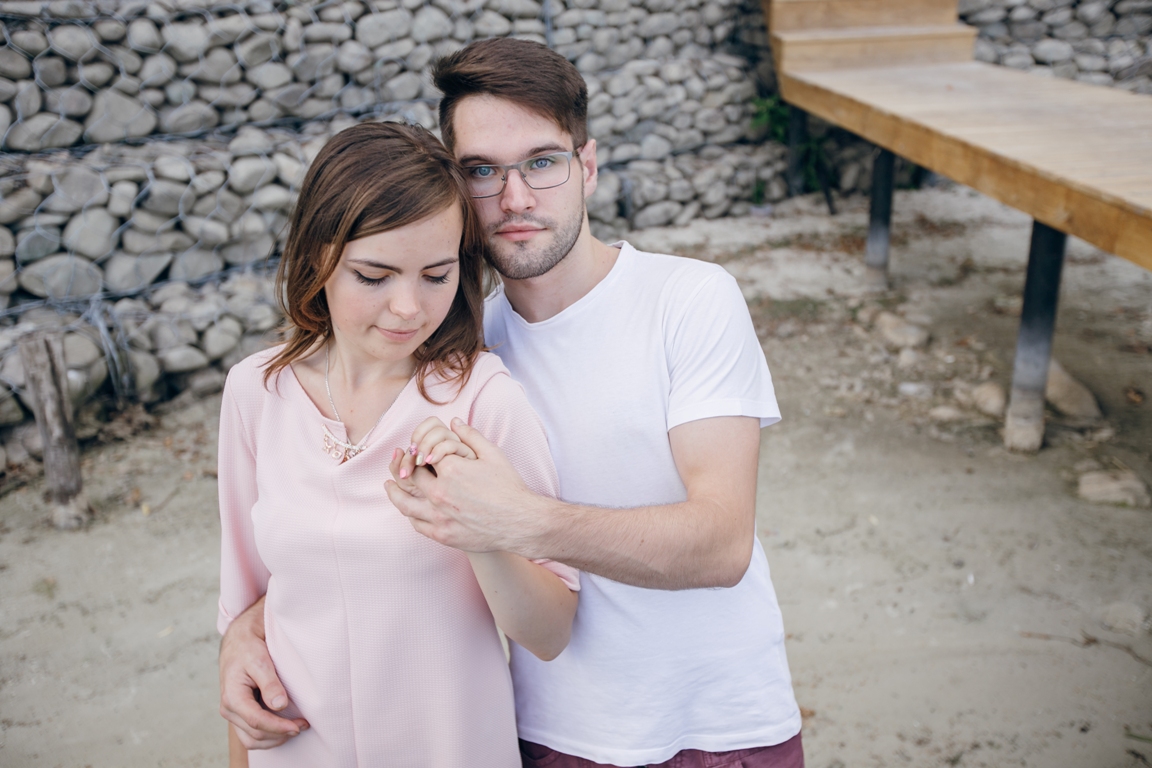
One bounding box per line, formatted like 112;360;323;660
217;122;579;767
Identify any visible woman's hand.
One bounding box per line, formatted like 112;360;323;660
393;417;477;481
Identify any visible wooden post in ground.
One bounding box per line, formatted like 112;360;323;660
19;330;91;529
786;105;807;197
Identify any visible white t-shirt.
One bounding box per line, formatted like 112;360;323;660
486;242;801;765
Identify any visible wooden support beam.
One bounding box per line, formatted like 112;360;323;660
786;105;808;197
1004;221;1067;453
865;147;895;291
18;330;92;529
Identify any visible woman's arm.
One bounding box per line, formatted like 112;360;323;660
466;551;577;660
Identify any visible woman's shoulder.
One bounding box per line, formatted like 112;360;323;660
223;344;288;399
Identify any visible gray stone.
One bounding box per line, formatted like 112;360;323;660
5;113;83;150
639;12;679;37
184;47;241;85
246;61;293;90
62;331;102;368
14;79;42;118
634;200;683;228
228;156;279;194
273;153;305;187
0;187;42;225
11;30;49;56
162;21;211;62
304;22;353;44
1045;359;1101;420
182;216;230;246
43;87;93;117
63;207;118;258
160;101;219;134
0;228;13;257
127;18;162;52
84;90;157;142
222;233;274;265
875;311;930;349
1101;601;1148;635
128;208;176;235
122;227;193;255
288;45;336;82
139;52;177;88
236;33;281;68
0;383;25;427
141;179;193;216
1033;38;1075;64
187;367;226;397
0;103;8;138
241;302;279;332
154;156;192;183
411;6;453;42
34;56;68;87
640;133;673;160
18;254;103;298
170;248;223;281
200;321;241;359
251;184;292;211
1078;470;1151;507
48;25;96;62
45;166;108;214
473;11;512;36
127;349;161;398
336;40;374;73
93;19;126;43
103;252;172;292
490;0;542;18
15;227;61;263
158;344;209;373
0;48;32;80
384;71;422;100
898;381;933;399
357;9;414;47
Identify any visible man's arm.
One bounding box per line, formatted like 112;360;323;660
386;415;760;590
219;596;309;748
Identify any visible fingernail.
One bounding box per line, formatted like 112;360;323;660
301;722;310;731
408;444;417;455
451;417;464;426
271;695;286;709
415;452;424;466
399;468;408;479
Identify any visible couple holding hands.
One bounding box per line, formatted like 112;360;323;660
217;37;803;768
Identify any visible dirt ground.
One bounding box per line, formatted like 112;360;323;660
1;184;1150;767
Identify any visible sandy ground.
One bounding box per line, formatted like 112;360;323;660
1;184;1150;767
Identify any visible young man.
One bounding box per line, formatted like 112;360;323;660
220;38;803;767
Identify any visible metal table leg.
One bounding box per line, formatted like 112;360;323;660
865;148;895;291
1004;220;1068;452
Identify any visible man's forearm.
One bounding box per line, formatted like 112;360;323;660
521;496;754;590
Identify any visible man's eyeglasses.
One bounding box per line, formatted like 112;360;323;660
463;150;578;199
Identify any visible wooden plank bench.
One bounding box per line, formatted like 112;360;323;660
762;0;1152;451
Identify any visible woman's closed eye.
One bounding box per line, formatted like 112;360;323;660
425;272;452;285
354;270;388;286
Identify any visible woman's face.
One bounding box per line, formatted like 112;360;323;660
324;204;464;365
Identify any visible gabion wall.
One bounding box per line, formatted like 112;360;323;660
0;0;1147;469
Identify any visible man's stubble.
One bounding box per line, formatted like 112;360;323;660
485;178;586;281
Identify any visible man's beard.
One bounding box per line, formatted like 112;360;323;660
485;198;585;281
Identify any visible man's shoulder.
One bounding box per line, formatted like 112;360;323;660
616;241;739;308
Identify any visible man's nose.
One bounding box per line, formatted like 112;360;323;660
499;169;536;213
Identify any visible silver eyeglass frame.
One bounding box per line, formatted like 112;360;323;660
462;149;581;199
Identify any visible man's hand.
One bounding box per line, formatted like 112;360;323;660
386;417;546;555
219;597;309;749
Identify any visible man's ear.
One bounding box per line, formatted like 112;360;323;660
580;138;598;201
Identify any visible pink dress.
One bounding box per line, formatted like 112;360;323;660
217;348;579;768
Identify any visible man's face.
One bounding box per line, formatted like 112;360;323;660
450;95;598;280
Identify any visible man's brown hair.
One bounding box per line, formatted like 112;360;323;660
433;37;589;152
263;121;487;401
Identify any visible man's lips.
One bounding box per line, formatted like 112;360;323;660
495;224;545;241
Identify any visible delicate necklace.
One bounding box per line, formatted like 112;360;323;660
321;342;389;464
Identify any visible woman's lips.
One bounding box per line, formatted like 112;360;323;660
377;326;420;341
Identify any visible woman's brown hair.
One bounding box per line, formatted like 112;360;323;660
262;121;487;401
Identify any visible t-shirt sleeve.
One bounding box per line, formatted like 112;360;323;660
469;370;581;592
665;268;781;430
217;372;270;635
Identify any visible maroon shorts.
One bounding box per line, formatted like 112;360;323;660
520;732;804;768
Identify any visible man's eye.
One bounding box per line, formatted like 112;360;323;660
468;166;497;178
529;156;556;170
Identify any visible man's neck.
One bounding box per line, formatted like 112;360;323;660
501;221;620;324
